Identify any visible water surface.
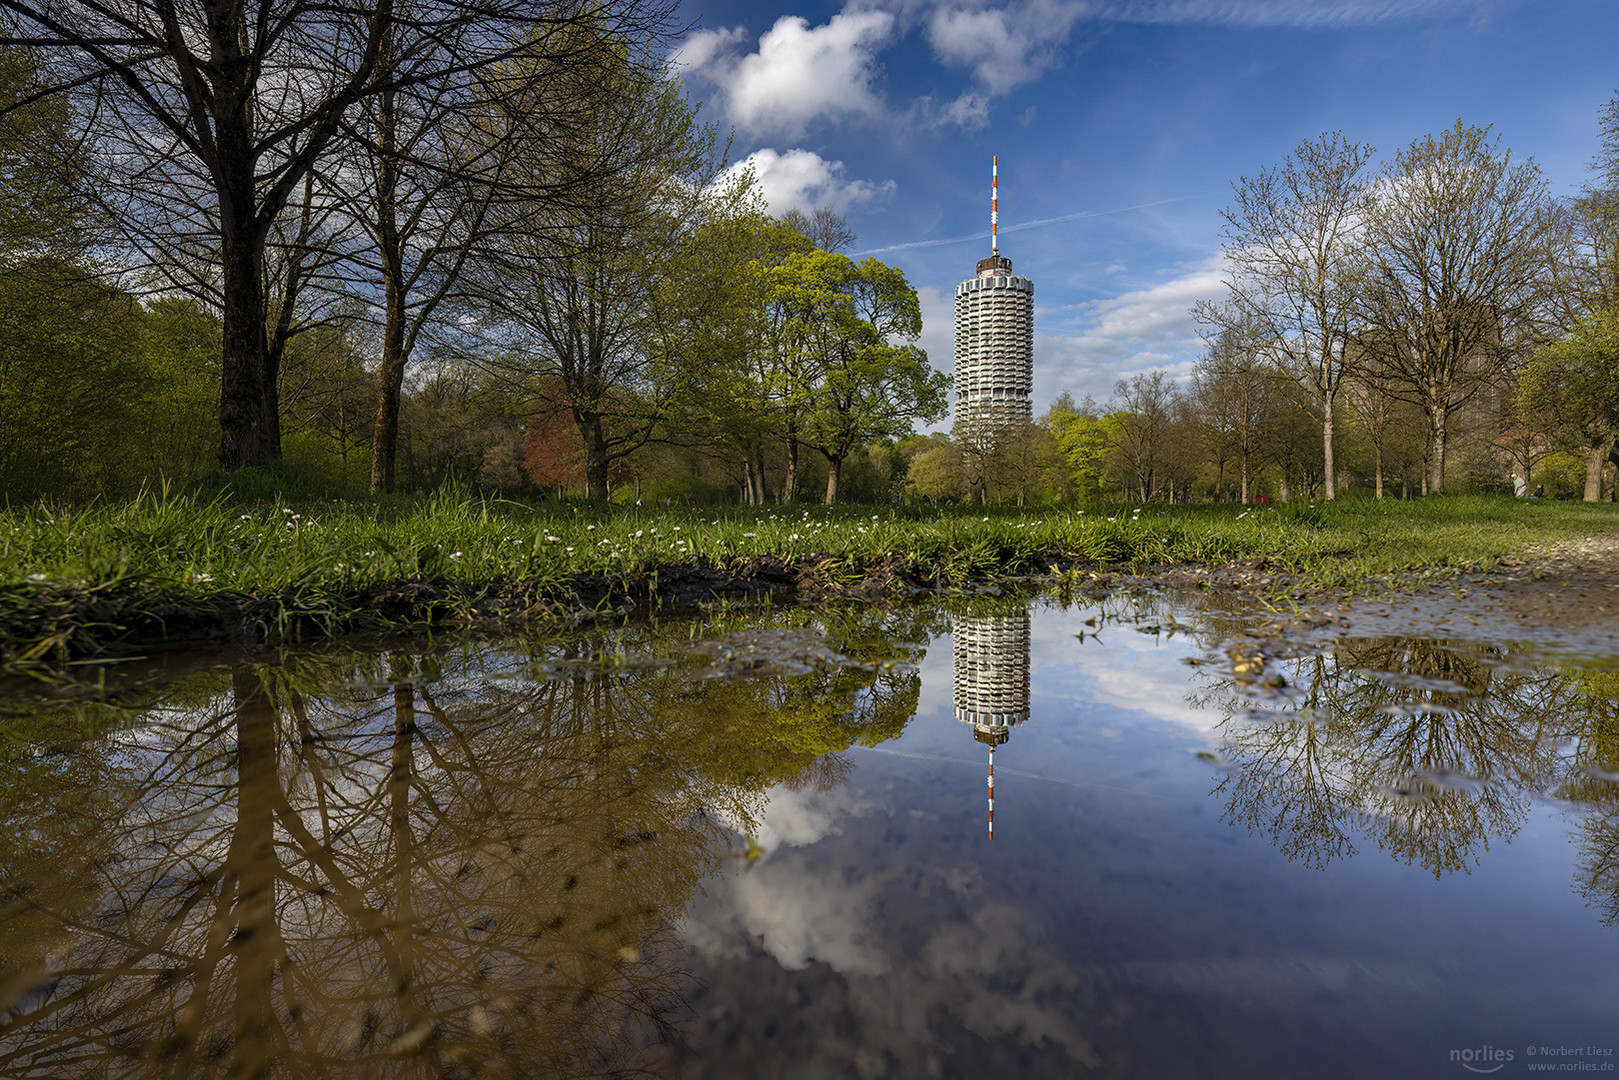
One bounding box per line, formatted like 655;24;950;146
1;592;1617;1078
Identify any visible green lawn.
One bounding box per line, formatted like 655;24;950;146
3;489;1615;670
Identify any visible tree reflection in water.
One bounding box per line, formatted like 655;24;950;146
1558;670;1619;927
0;609;926;1078
1189;631;1616;877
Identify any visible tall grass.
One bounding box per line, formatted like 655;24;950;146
2;489;1614;669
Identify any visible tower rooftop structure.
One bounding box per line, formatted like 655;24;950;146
953;157;1033;445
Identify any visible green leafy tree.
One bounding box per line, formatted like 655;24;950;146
1045;392;1122;502
0;48;87;258
0;263;147;499
1521;308;1619;500
1516;97;1619;501
650;187;808;505
905;443;963;504
130;298;221;484
0;53;218;498
278;319;377;487
773;252;950;504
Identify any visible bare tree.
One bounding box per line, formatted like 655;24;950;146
781;205;857;254
1342;366;1428;498
1197;133;1374;500
336;25;657;493
1190;320;1278;502
339;48;504;494
0;0;677;471
1353;122;1554;494
1108;370;1179;502
472;42;716;500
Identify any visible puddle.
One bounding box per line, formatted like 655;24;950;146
0;591;1617;1078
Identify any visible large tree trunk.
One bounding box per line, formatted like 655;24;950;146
577;411;610;500
214;87;280;472
218;223;278;471
824;456;842;505
1584;439;1614;501
1373;441;1384;499
370;84;406;494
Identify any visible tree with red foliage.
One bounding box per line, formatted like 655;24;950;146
524;390;586;491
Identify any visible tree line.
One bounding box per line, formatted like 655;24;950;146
907;110;1619;507
0;0;944;504
1182;114;1615;503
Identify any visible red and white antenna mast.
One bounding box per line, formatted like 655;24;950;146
987;742;996;840
991;154;999;256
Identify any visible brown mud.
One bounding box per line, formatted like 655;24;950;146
1328;537;1619;654
7;539;1619;675
1198;536;1619;658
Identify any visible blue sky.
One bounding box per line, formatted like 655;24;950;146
670;0;1619;418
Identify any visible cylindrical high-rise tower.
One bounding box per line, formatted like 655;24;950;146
953;156;1033;444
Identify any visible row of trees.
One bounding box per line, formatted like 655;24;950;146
895;380;1427;507
899;110;1619;508
1195;115;1619;501
0;0;945;504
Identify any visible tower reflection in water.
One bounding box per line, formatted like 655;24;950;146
951;610;1032;839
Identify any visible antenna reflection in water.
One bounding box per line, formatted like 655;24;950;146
6;600;1619;1076
951;609;1031;839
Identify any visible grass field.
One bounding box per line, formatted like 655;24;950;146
3;488;1616;671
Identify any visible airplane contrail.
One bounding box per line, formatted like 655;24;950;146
855;193;1210;257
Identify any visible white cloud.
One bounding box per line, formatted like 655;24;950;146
682;784;889;977
915;284;955;374
749;786;842;849
676;12;896;138
1034;255;1226;405
670;25;748;73
682;1;1475;138
1084;255;1226;343
716;148;896;216
926;0;1091;95
945;91;990;128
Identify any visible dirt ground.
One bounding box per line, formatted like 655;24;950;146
1307;535;1619;655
